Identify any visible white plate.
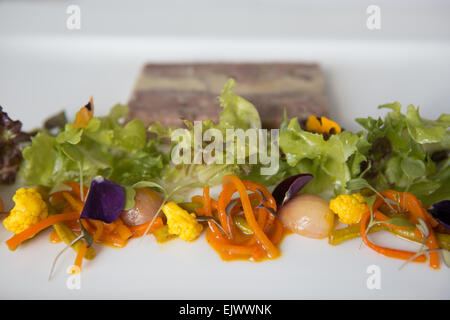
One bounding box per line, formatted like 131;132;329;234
0;0;449;299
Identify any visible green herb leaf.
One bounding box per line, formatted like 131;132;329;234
123;186;136;211
60;143;84;163
280;121;366;198
357;103;449;201
405;105;450;145
401;157;426;181
168;182;205;200
132;181;167;196
20;105;166;190
20;132;58;187
346;178;371;192
363;194;376;209
378;217;416;229
56;124;83;144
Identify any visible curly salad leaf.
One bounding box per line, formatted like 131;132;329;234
16;82;450;208
19;104;166;190
279;116;369;199
355;103;450;206
148;78;281;189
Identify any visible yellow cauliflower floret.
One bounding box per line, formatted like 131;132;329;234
3;188;48;234
162;201;203;241
329;193;368;225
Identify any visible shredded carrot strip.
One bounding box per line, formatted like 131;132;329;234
129;217;164;238
80;219;96;235
222;175;279;258
103;221;117;234
49;192;66;206
62;192;84;213
6;212;80;250
49;230;62;243
360;192;430;265
88;220;104;241
203;186;212;217
64;182;88;201
115;218;133;241
74;241;88;271
199;174;281;261
269;219;284;245
380;191;440;270
101;232;128;248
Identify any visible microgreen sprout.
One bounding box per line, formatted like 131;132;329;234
196;216;230;238
346;177;397;213
398;218;432;270
48;219;93;281
399;248;441;270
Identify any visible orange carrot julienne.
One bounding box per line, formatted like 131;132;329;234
101;232;128;248
359;192;431;264
74;241;88;271
6;212;80;250
270;219;284;245
360;208;426;263
203;185;212;217
64;182;88;201
193;175;282;261
115;218;133;241
219;175;279;259
129;217;164;238
62;192;84;213
88;220;104;241
49;230;62;243
380;191;440;270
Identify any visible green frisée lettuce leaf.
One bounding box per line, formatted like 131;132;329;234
218;78;262;130
355;102;450;206
405;105;450;146
148;78;279;191
18;80;450;207
19;104;166;190
21;131;59;187
279;117;368;199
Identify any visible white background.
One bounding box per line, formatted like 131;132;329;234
0;0;449;299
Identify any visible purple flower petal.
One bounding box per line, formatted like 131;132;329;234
80;176;125;223
428;200;450;231
272;174;313;208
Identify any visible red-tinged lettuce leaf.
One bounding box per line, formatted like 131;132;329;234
272;174;313;208
80;176;125;223
428;200;450;231
0;106;34;184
